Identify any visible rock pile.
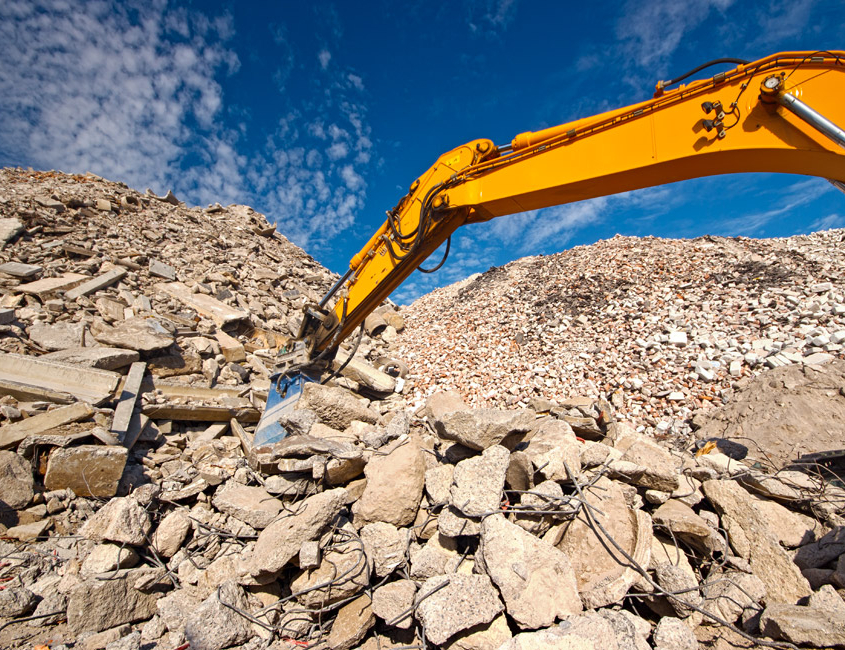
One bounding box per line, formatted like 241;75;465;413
0;168;844;650
396;231;845;442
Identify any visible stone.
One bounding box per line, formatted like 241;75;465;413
0;450;34;509
445;614;513;650
0;261;41;278
249;487;347;579
652;617;696;650
353;439;425;527
425;464;455;506
299;540;321;569
3;519;50;540
654;561;701;617
450;445;509;517
702;479;811;604
761;602;845;647
410;533;462;579
326;594;375;650
19;272;88;299
156;281;249;326
372;579;416;629
90;317;176;352
297;382;379;429
651;499;724;555
45;445;128;498
104;631;140;650
214;330;246;363
499;612;618;650
480;514;582;629
0;400;95;449
67;571;160;634
156;587;202;633
65;268;127;300
184;581;253;650
28;321;85;351
81;543;139;576
291;539;370;607
0;217;24;246
150;510;191;558
550;476;652;609
425;390;469;420
615;434;680;492
521;419;582;482
80;496;152;546
415;574;504;646
360;522;408;577
149;259;177;280
438;506;481;538
43;347;140;370
212;482;282;529
749;494;822;547
794;527;845;570
506;450;534;491
0;587;36;617
434;408;534;450
332;349;396;395
0;352;120;405
668;331;688;346
700;570;766;624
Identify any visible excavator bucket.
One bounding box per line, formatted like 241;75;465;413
253;371;315;447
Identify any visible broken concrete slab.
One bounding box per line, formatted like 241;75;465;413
450;444;510;517
211;482;282;529
149;510;191;558
0;261;41;278
360;522;409;578
148;259;176;281
333;348;396;395
67;570;160;634
18;272;89;299
480;514;582;629
0;352;119;405
761;602;845;647
214;330;246;363
0;217;24;247
326;594;375;650
28;321;86;351
353;438;425;527
111;361;146;439
291;540;371;607
79;495;152;545
372;579;416;629
44;445;128;497
0;401;94;449
156;281;248;326
43;347;139;371
434;408;534;451
651;499;725;555
297;382;380;430
702;479;811;604
81;543;139;577
249;487;348;579
90;317;175;352
415;574;504;646
183;581;254;650
65;268;127;301
521;418;582;482
0;450;35;509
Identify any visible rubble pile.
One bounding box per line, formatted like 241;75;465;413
0;168;844;650
396;231;845;440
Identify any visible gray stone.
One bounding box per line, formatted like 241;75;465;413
0;450;34;509
249;487;347;579
28;321;85;351
615;434;680;492
67;571;160;634
291;539;370;607
794;526;845;570
652;499;725;555
353;439;425;527
90;317;175;352
104;631;140;650
761;602;845;647
0;587;36;616
505;450;534;491
450;445;509;517
149;259;177;281
372;579;416;629
500;612;619;650
184;581;253;650
521;419;581;482
410;533;462;580
424;390;469;420
156;587;202;632
0;261;41;278
703;479;811;604
438;505;481;538
480;514;581;629
296;382;379;429
425;464;455;506
434;408;534;451
360;522;409;578
80;496;152;546
654;562;701;617
212;482;282;529
0;217;24;246
43;347;140;371
653;617;697;650
45;445;128;498
415;574;504;646
150;510;191;558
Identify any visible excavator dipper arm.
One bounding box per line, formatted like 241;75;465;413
311;51;845;350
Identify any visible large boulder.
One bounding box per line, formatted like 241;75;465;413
353;438;425;527
297;382;379;430
434;408;534;451
415;574;504;646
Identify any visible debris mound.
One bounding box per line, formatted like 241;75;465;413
0;168;844;650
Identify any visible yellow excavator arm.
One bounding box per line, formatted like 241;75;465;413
304;50;845;356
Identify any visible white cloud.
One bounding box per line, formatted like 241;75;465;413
615;0;735;69
318;49;332;70
810;213;844;231
467;0;519;35
0;0;376;255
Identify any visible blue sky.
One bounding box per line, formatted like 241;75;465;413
1;1;843;304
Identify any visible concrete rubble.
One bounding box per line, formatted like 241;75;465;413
0;168;843;649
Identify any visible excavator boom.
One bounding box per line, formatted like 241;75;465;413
254;50;845;445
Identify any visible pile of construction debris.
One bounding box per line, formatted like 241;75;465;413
0;168;844;650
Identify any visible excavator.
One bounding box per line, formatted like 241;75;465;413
254;50;845;445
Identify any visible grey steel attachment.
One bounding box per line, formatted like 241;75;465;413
776;91;845;150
